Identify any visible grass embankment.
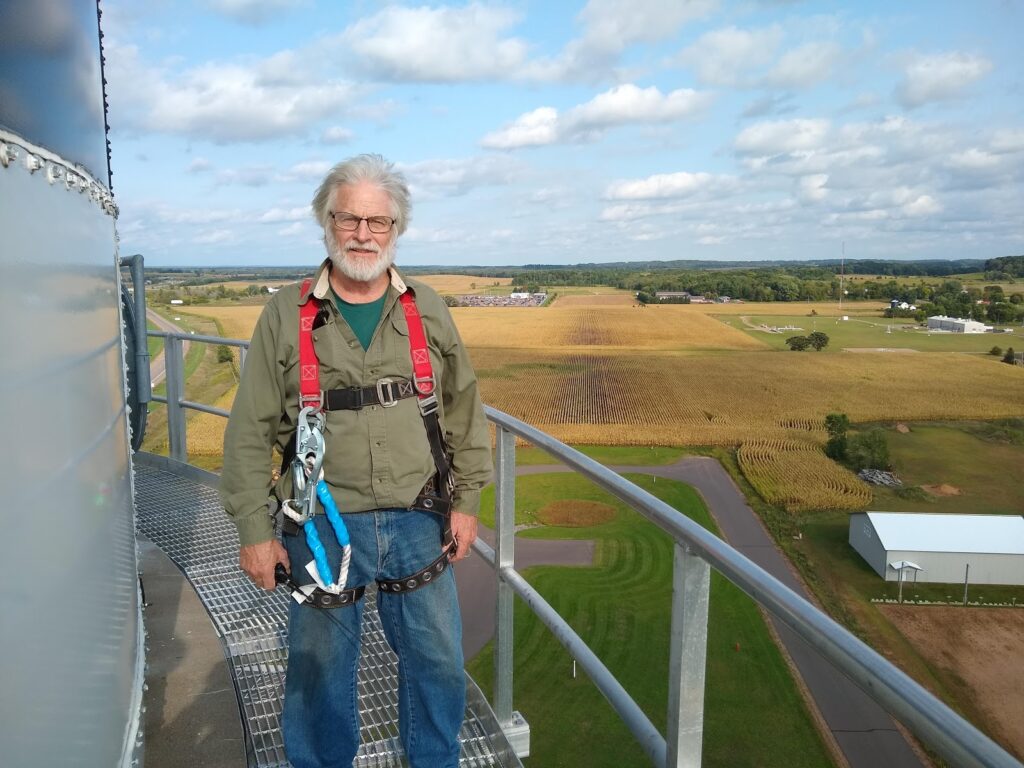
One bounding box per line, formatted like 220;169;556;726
469;473;834;768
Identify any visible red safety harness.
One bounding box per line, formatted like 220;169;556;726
283;279;456;608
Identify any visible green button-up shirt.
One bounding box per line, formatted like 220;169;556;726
221;261;492;547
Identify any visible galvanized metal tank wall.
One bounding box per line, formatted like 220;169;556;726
0;2;144;766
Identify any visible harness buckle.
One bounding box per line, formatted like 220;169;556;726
413;373;435;396
417;393;439;417
299;392;324;410
376;377;399;407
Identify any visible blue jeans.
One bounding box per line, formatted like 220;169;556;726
282;509;464;768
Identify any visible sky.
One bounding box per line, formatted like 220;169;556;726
101;0;1024;268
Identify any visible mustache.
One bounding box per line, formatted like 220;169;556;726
342;240;381;255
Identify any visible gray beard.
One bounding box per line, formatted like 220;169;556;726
326;235;396;283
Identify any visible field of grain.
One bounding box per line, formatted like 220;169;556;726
452;306;768;352
470;348;1024;447
684;300;888;316
552;293;637;307
176;305;265;341
737;439;872;512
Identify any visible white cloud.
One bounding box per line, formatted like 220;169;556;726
991;130;1024;154
340;4;528;82
734;118;830;155
796;173;829;203
481;107;561;150
948;148;1000;172
259;207;307;223
896;52;992;108
194;228;236;244
677;25;782;87
187;157;212;173
481;84;711;148
106;40;361;143
764;42;841;88
206;0;309;25
605;171;718;200
321;126;354;145
401;156;519;197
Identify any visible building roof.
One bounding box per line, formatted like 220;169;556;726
864;512;1024;555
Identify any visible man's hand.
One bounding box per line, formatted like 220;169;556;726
240;539;290;590
449;511;478;562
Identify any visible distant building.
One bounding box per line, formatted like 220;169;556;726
889;299;917;311
849;512;1024;585
509;292;531;299
654;291;692;301
926;315;992;333
170;299;184;305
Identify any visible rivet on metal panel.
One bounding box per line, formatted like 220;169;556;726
46;161;65;185
25;153;43;173
0;142;13;167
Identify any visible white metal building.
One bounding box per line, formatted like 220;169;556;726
926;315;992;333
849;512;1024;585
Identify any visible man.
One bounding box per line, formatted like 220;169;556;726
221;154;492;768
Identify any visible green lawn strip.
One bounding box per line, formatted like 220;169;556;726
720;313;1022;353
511;444;686;467
468;472;833;768
147;320;163;358
867;423;1024;515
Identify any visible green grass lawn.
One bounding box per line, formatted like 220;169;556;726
469;472;834;768
719;313;1022;353
869;422;1024;515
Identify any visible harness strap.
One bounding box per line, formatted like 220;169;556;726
298;280;321;409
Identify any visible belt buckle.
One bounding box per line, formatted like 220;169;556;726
376;377;399;407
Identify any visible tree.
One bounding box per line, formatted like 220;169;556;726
216;345;233;363
1004;347;1017;364
847;428;891;471
786;335;811;351
824;412;849;461
990;346;1003;356
441;295;460;307
808;331;830;351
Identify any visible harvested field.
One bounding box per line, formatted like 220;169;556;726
414;274;512;294
737;439;871;511
879;605;1024;760
687;301;887;316
537;500;616;527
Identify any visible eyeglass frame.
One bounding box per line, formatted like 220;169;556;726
329;211;396;234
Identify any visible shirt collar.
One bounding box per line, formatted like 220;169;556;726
300;259;409;304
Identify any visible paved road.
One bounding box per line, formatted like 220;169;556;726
147;310;191;386
471;458;927;768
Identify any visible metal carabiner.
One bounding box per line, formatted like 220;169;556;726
293;405;326;520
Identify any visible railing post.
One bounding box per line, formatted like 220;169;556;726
164;334;187;462
666;543;711;768
238;344;247;373
494;425;516;725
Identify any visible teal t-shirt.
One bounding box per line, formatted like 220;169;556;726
334;290;387;350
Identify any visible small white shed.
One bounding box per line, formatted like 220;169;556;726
849;512;1024;585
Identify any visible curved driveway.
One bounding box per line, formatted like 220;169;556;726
459;457;926;768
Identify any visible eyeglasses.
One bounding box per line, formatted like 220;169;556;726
330;211;395;234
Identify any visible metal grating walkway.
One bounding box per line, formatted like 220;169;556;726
134;461;519;768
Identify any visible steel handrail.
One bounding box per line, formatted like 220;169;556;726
484;406;1021;768
142;327;1022;768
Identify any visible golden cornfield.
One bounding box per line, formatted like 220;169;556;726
160;285;1024;512
737;439;872;512
414;274;512;294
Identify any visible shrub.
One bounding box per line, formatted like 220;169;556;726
989;346;1003;356
216;345;233;364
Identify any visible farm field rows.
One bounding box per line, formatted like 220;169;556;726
737;439;872;512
